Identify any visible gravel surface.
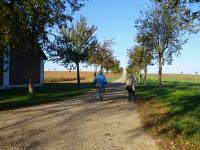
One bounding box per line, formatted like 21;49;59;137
0;78;159;150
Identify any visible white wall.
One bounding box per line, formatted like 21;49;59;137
40;57;44;84
3;47;10;87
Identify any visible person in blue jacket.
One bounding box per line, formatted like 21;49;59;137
94;70;107;101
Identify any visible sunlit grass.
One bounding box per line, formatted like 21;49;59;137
137;74;200;149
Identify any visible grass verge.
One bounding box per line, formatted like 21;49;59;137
0;83;94;111
136;81;200;150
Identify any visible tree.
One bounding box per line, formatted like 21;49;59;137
135;1;190;86
0;0;85;54
128;46;143;83
136;35;154;85
88;39;114;76
110;59;121;73
88;43;101;77
103;55;115;75
99;39;114;70
49;16;97;88
155;0;200;25
110;59;122;78
128;43;153;85
0;0;86;95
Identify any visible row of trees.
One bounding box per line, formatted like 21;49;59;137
127;40;153;86
127;0;200;86
49;16;122;88
88;39;123;76
0;1;122;94
0;0;86;95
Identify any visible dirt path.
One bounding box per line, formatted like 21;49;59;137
0;80;159;150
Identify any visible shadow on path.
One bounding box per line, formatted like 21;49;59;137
0;81;158;150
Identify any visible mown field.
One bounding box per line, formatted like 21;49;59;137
137;74;200;150
148;74;200;83
44;71;121;83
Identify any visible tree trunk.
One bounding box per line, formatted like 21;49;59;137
29;77;34;96
94;65;97;78
106;69;109;76
138;74;141;84
76;63;80;88
28;8;38;96
94;72;96;78
100;66;103;71
28;53;35;96
158;57;163;86
144;65;147;86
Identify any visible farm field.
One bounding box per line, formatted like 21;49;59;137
136;74;200;149
44;71;121;83
147;74;200;83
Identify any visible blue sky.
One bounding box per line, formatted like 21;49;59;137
45;0;200;74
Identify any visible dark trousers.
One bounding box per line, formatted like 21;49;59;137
96;87;105;101
128;90;135;102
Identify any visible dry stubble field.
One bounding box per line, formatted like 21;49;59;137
44;71;121;83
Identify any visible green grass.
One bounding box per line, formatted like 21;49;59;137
107;75;122;82
0;74;121;111
0;83;94;110
137;74;200;149
148;74;200;83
